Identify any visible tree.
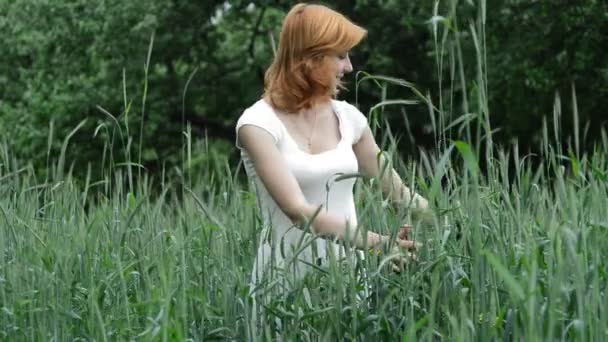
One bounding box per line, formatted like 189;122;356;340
1;0;606;181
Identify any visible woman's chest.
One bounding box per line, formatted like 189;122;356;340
282;145;359;189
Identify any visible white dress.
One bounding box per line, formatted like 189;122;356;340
235;98;368;290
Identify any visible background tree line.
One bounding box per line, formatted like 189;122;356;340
1;0;606;180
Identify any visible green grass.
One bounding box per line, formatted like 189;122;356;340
1;112;607;340
2;0;607;340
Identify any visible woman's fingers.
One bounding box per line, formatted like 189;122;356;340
407;251;417;262
397;238;422;250
391;255;403;272
378;233;422;272
390;252;417;272
399;225;412;240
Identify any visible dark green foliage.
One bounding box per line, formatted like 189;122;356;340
0;0;606;178
486;1;608;149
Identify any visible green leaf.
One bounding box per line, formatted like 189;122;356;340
482;249;525;301
454;141;479;178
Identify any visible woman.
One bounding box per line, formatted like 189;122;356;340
236;3;429;292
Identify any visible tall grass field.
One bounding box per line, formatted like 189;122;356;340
1;1;607;340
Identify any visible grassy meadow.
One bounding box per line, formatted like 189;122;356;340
1;95;607;341
1;2;607;341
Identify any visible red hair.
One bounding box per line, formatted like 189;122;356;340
264;3;367;113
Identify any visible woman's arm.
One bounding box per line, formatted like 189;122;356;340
353;127;429;211
238;124;417;250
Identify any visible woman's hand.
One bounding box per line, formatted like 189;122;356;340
391;224;418;272
399;224;412;240
368;225;419;272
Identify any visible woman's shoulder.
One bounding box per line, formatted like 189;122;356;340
236;98;283;146
239;98;276;119
332;100;367;121
332;100;368;142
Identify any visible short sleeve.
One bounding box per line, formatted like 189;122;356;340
235;101;283;149
340;101;368;144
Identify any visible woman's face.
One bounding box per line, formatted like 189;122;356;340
333;52;353;94
336;52;353;80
